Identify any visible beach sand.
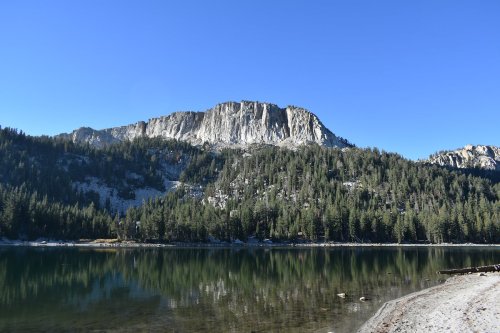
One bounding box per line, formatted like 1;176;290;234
357;273;500;333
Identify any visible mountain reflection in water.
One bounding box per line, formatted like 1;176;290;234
0;246;498;332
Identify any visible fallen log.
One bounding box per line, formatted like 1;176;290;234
438;264;500;275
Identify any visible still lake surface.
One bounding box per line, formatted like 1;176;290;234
0;246;498;332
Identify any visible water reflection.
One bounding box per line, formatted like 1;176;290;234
0;246;498;332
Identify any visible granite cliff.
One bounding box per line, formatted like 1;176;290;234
427;144;500;171
57;101;351;148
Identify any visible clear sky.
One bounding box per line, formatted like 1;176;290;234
0;1;498;160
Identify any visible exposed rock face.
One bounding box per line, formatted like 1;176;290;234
427;145;500;171
57;101;350;148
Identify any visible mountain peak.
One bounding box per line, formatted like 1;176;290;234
57;101;351;149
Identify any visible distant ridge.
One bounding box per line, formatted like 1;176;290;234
427;144;500;171
56;101;351;148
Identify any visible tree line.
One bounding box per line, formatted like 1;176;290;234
0;126;498;243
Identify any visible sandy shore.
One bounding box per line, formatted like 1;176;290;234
357;273;500;333
1;238;499;249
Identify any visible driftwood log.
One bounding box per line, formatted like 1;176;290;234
438;264;500;275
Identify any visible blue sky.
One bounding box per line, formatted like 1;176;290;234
0;1;498;160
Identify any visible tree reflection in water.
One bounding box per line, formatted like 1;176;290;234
0;246;498;332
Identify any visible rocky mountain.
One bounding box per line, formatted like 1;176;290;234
1;126;499;243
57;101;351;149
427;145;500;171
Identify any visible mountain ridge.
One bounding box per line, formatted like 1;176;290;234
57;101;351;149
427;144;500;171
0;126;498;243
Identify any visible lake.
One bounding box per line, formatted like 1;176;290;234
0;246;498;332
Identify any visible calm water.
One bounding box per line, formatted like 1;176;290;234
0;246;499;332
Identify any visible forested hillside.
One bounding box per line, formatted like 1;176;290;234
0;127;498;243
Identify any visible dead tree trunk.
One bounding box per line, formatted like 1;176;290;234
438;264;500;275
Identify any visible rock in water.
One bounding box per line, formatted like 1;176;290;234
57;101;351;149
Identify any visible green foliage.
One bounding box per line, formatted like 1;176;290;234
0;183;112;239
129;145;499;243
0;127;498;243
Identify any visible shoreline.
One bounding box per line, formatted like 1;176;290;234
1;238;499;249
357;272;500;333
2;238;499;332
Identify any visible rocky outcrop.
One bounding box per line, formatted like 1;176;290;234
57;101;350;149
427;145;500;171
